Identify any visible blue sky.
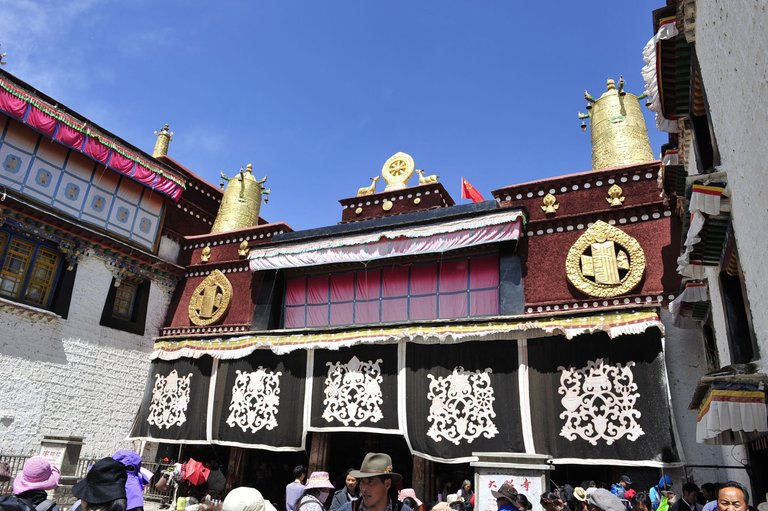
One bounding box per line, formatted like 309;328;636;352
0;1;665;230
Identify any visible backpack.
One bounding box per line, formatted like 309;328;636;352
0;495;56;511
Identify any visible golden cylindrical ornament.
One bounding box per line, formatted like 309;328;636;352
211;164;268;233
590;81;654;170
152;124;173;158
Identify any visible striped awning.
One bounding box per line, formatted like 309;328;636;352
696;380;768;444
248;209;524;271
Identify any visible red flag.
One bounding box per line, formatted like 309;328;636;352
461;177;485;202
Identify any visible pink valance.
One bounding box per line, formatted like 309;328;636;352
27;106;57;136
0;74;185;201
133;164;155;181
248;210;524;271
56;122;85;148
109;151;135;174
0;88;26;119
85;136;110;163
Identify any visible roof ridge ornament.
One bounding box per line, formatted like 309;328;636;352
578;77;655;170
211;163;270;233
152;123;173;158
381;152;415;191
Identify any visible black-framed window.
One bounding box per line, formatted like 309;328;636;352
100;278;151;335
719;254;757;364
690;52;720;172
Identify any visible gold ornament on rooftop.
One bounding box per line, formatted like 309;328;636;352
566;221;645;298
152;123;173;158
381;152;415;191
541;193;560;214
606;184;626;207
188;269;233;326
416;169;439;184
579;77;654;170
211;163;270;234
356;176;380;197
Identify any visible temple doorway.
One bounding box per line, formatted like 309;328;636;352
324;432;413;488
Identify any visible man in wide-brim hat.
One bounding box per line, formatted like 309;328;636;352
339;453;412;511
492;483;518;511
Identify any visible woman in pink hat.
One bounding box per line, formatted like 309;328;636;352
12;455;61;511
296;472;335;511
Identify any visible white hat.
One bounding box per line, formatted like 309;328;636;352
223;487;277;511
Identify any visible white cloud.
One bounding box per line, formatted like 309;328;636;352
0;0;104;98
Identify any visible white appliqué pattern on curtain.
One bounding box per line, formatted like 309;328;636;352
226;368;282;433
426;366;498;445
323;356;384;426
147;369;193;429
558;358;644;445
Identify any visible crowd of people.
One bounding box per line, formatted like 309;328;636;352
513;476;756;511
0;451;760;511
1;453;149;511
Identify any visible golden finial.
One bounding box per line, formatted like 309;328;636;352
211;163;270;233
541;193;559;214
152;123;174;158
578;77;654;170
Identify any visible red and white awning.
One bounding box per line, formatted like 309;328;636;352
248;210;524;271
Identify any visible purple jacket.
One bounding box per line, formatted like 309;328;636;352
113;450;146;510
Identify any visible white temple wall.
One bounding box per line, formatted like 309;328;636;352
695;0;768;368
662;310;749;486
158;235;182;264
0;254;172;456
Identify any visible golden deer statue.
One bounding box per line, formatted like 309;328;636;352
356;176;380;197
416;169;438;184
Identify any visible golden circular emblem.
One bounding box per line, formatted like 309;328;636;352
382;200;393;211
188;269;233;326
565;221;645;298
381;152;415;191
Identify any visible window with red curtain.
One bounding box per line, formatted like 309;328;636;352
282;253;499;328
